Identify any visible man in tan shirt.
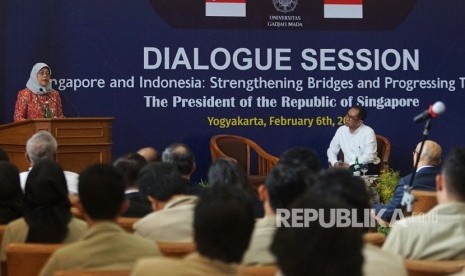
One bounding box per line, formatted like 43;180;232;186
383;147;465;260
132;186;255;276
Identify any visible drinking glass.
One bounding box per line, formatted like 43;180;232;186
360;163;369;177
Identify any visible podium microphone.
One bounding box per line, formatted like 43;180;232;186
413;101;446;123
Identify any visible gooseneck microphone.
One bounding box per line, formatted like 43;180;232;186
413;101;446;123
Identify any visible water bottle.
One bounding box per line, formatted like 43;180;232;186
353;157;361;176
44;100;52;118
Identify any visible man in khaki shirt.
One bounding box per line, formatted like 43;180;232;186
40;164;160;276
383;147;465;260
242;148;321;265
132;186;255;276
133;162;198;242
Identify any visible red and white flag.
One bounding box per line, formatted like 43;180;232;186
206;0;246;17
324;0;363;19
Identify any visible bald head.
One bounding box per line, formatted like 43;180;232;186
415;140;442;166
162;143;195;177
137;147;160;163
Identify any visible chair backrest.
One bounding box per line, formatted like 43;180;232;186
156;241;196;258
412;190;438;215
0;224;6;246
116;217;140;233
239;265;278;276
405;259;465;276
53;270;131;276
363;232;386;247
0;225;6;276
376;134;391;171
6;243;63;276
210;134;279;177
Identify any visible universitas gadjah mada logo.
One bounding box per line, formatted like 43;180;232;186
273;0;298;13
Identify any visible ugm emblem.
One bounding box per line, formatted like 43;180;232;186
273;0;298;13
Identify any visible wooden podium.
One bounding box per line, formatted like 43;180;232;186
0;117;113;173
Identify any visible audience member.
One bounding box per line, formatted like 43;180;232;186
162;143;201;195
134;162;197;242
1;160;87;262
279;146;322;174
242;160;316;265
374;140;442;221
20;130;79;194
208;158;263;217
327;106;379;175
14;63;64;121
0;147;9;161
132;186;255;275
270;193;364;276
311;169;407;276
137;147;160;163
0;161;23;224
40;164;160;276
113;152;151;217
383;147;465;260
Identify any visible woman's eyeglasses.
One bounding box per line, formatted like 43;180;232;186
37;71;51;77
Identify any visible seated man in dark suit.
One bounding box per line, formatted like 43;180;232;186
114;152;152;217
374;140;442;221
162;143;201;195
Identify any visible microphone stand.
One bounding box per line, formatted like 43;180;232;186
401;118;432;216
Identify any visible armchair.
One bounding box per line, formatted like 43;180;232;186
210;135;279;189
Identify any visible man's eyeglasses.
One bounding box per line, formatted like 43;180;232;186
345;114;359;121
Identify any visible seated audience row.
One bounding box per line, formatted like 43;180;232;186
3;139;465;276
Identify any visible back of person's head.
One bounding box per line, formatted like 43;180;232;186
265;162;314;211
194;186;255;264
26;130;57;165
161;143;195;176
208;158;249;191
23;159;71;243
271;193;364;276
311;169;371;231
279;147;322;174
441;147;465;200
0;161;23;224
417;140;442;166
137;147;160;163
78;163;126;220
138;162;187;202
113;152;147;188
0;147;10;161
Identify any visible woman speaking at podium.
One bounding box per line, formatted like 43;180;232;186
13;63;64;122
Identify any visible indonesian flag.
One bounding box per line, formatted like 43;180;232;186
324;0;363;19
206;0;246;17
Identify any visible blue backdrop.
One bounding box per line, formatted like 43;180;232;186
1;0;464;182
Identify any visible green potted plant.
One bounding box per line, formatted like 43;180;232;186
377;169;400;204
374;169;400;235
